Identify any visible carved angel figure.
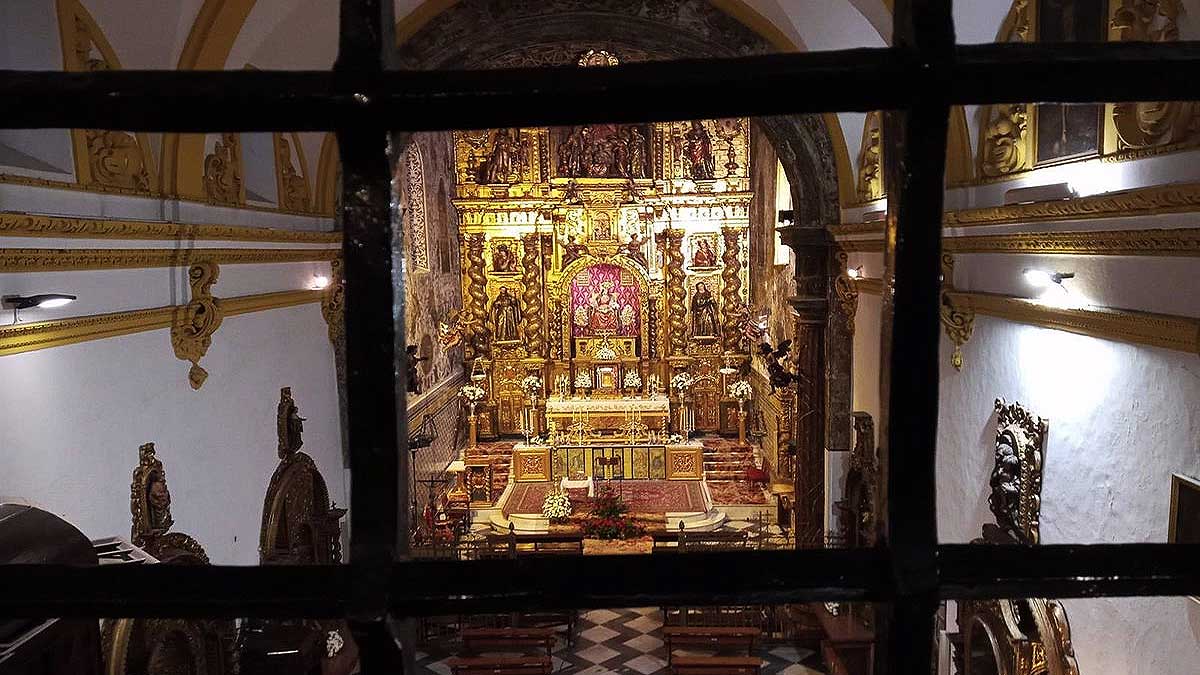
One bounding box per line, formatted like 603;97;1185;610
981;105;1028;176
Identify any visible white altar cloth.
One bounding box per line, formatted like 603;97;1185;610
560;475;595;497
545;395;670;414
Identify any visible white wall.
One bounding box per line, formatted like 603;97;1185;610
0;303;344;566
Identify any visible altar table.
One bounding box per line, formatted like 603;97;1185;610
510;441;704;482
544;395;670;438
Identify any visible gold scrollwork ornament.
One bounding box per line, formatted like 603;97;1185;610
171;262;224;389
939;254;974;370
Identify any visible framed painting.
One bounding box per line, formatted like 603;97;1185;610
1034;0;1105;166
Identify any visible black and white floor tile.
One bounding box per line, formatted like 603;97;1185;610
414;607;825;675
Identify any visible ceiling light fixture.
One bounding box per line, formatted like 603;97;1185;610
2;293;77;323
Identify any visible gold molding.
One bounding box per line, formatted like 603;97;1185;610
945;182;1200;227
946;227;1200;256
855;277;1200;356
171;262;224;389
0;289;320;357
829;221;886;237
0;247;338;272
836;228;1200;257
0;212;340;243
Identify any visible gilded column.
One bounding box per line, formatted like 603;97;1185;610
659;229;688;355
720;227;744;353
779;226;832;548
520;233;544;357
463;233;490;360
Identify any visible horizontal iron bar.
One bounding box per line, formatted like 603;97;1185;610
3;544;1198;617
939;543;1200;599
389;549;894;616
3;42;1200;130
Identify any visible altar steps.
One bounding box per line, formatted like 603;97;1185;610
701;444;755;482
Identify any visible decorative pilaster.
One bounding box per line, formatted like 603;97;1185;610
779;225;832;549
940;254;975;370
832;247;858;334
520;233;544;357
463;233;490;360
659;228;688;355
720;227;744;353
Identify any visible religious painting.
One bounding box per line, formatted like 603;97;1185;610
1034;0;1104;165
1169;473;1200;602
553;124;652;179
490;238;518;275
569;264;641;338
688;275;720;340
491;286;522;344
689;234;720;270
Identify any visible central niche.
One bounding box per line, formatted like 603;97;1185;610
569;263;641;338
553;124;653;179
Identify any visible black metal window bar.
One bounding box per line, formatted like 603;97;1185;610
3;1;1200;673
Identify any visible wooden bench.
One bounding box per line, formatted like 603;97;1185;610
461;627;556;657
447;655;552;675
670;656;763;675
481;533;585;557
651;531;750;553
662;626;761;664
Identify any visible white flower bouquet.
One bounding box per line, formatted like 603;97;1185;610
542;490;572;522
574;370;593;390
728;380;752;401
459;384;486;402
670;372;694;392
623;370;642;390
521;375;543;396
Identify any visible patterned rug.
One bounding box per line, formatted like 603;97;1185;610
506;480;706;515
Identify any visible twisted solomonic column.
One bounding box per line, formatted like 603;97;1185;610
658;229;688;355
464;233;490;359
520;233;544;356
720;227;744;352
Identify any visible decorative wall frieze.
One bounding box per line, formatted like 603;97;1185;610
0;289;320;358
171;263;223;389
835;227;1200;257
940;255;975;371
0;247;338;272
944;182;1200;227
856;277;1200;356
0;212;341;243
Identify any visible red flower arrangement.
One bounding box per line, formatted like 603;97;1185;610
581;486;646;540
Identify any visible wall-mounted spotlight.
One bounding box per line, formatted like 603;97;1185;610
846;266;864;280
309;274;331;291
2;293;77;323
1022;269;1075;288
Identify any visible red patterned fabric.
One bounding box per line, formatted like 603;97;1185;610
506;480;704;515
569;263;640;337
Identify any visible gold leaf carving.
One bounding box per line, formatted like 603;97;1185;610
939;255;974;371
276;135;311;212
719;227;745;352
85;130;151;191
0;247;338;273
171;262;224;389
203;133;244;206
832;248;859;334
855;112;884;201
0;212;340;243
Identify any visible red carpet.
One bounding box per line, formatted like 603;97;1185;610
505;480;706;515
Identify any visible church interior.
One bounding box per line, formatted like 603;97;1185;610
1;1;1199;675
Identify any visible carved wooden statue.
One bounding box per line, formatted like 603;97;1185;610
690;282;719;337
684;120;715;180
492;287;522;343
954;399;1078;675
104;443;233;675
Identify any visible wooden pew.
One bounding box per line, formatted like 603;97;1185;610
670;656;763;675
461;627;556;657
662;626;761;664
651;530;750;553
447;655;552;675
481;533;584;557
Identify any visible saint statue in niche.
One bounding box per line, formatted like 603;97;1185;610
146;470;173;534
684;120;716;180
691;238;718;268
627;126;648;178
482;128;521;183
559;127;585;176
278;386;306;459
556;124;651;178
691;281;719;337
492;287;522;343
492;243;516;273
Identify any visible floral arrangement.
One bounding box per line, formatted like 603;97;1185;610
582;486;645;540
459;384;486;402
574;370;593;390
728;380;752;401
541;490;572;522
670;372;694;392
521;375;543;396
668;433;685;444
623;370;642;390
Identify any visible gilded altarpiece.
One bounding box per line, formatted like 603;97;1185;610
453;119;751;434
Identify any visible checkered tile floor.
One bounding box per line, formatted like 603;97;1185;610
414;608;825;675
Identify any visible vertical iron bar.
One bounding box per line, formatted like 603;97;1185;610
876;1;953;674
335;0;403;671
